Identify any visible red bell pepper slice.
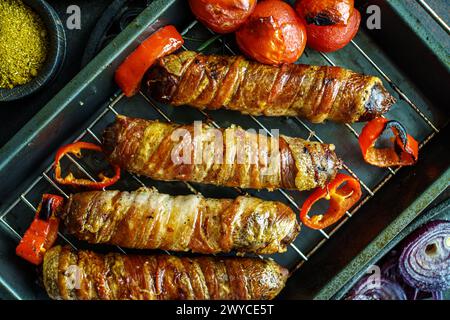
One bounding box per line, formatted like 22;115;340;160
300;173;362;230
359;117;419;167
16;194;64;265
54;141;120;189
115;25;184;97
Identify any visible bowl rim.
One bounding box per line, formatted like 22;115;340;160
0;0;66;102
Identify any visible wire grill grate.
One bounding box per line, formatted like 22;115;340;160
0;15;441;283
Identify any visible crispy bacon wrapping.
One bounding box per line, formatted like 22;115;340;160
103;116;341;191
144;51;395;123
43;246;288;300
60;188;300;254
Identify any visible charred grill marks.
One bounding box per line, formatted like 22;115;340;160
145;52;395;123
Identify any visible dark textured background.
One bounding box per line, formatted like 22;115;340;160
0;0;448;300
0;0;112;147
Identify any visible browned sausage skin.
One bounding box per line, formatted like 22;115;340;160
60;188;300;254
43;246;289;300
144;51;395;123
103;115;342;191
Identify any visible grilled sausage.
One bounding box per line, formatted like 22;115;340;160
103;115;342;191
43;246;288;300
60;187;300;254
144;51;396;123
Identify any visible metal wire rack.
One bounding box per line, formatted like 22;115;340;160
416;0;450;34
0;11;442;288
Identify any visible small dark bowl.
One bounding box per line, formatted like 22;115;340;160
0;0;66;102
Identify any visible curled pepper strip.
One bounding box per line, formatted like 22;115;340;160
16;194;63;265
54;141;121;189
115;25;184;97
359;117;419;167
300;173;362;230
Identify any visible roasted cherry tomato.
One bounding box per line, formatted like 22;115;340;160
236;0;307;65
295;0;354;26
302;8;360;52
189;0;257;34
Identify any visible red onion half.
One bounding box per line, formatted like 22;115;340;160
346;278;407;300
398;220;450;292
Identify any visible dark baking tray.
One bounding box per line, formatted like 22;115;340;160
0;0;448;300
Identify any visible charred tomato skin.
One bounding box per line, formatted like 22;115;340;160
295;0;354;26
189;0;257;34
301;8;361;53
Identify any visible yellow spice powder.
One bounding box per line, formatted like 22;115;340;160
0;0;48;89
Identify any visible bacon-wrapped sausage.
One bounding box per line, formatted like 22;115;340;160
60;188;300;254
144;51;395;123
43;246;288;300
103;115;341;191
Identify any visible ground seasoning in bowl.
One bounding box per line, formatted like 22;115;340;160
0;0;48;89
